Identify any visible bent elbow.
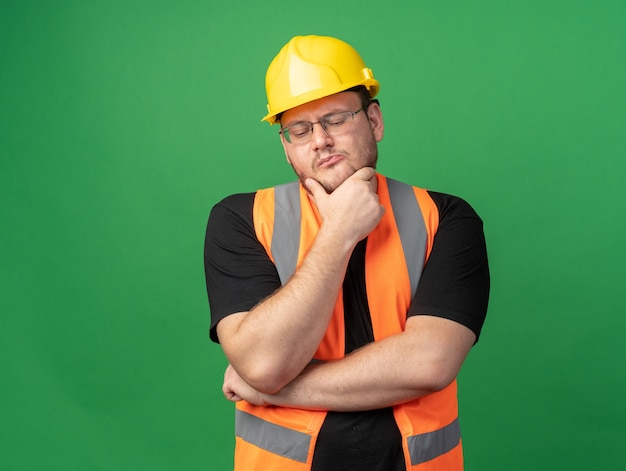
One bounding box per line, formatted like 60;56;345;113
426;374;456;393
415;362;459;394
240;363;294;395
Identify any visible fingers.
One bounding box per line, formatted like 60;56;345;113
305;178;325;200
353;166;376;182
223;363;262;404
223;364;241;402
352;167;377;193
306;167;376;198
224;390;242;402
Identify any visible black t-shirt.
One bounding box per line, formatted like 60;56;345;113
204;188;490;470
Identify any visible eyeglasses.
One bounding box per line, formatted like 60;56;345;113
280;107;366;144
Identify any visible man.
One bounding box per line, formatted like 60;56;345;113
204;35;489;471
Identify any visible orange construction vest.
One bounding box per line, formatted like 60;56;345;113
235;173;463;470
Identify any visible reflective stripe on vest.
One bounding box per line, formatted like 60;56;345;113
409;417;461;466
271;182;301;285
236;408;460;467
386;177;427;298
236;409;310;463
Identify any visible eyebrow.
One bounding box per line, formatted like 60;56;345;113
282;109;351;127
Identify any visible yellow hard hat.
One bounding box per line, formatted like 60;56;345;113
262;35;380;125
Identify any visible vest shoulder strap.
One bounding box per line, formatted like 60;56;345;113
270;182;301;285
385;177;428;298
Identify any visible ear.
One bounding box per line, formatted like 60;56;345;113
279;133;292;165
366;102;384;142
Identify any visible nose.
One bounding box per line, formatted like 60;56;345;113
310;121;333;149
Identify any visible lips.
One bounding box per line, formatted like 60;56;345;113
318;154;344;168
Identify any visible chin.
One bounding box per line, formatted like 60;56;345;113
327;169;350;190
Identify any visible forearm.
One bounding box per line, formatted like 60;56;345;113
235;317;475;411
267;334;435;411
218;225;355;393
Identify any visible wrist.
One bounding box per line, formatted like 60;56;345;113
315;223;359;257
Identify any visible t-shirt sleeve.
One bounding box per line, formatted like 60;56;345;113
408;192;490;342
203;193;281;343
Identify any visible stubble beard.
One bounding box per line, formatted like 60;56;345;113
296;147;379;194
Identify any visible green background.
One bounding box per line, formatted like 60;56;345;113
2;1;625;469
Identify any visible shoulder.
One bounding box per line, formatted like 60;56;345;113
426;191;483;223
210;192;256;218
382;176;482;222
424;191;486;254
206;193;257;245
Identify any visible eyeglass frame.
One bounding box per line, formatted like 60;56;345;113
279;106;368;144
